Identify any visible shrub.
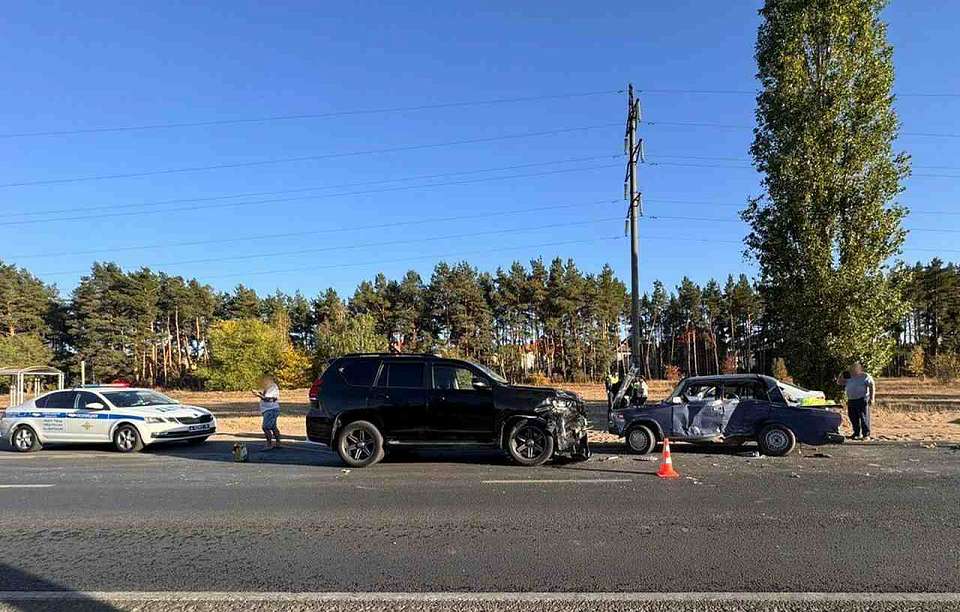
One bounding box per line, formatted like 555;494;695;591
929;353;960;383
198;319;310;391
772;357;793;382
906;345;925;378
525;372;550;386
664;364;681;381
721;353;738;374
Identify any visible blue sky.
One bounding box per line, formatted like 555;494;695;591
1;1;958;300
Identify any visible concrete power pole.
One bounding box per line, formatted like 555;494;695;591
624;84;643;369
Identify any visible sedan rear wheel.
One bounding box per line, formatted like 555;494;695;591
757;424;796;457
506;421;554;466
11;426;41;453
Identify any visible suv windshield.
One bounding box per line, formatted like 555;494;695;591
103;390;177;408
472;362;507;384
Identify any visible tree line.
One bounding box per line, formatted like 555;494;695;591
1;255;957;391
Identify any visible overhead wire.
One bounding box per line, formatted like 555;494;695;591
0;89;623;139
6;199;619;260
37;216;624;276
4;154;620;219
0;162;622;227
0;122;622;188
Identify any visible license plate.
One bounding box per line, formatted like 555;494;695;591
188;424;210;431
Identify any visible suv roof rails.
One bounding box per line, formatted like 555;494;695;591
341;352;443;358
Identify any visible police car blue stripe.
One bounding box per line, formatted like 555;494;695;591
3;412;145;421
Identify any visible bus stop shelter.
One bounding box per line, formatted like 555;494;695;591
1;366;64;407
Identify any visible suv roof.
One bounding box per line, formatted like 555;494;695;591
341;352;441;359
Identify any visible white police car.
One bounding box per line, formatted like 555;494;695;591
0;386;216;453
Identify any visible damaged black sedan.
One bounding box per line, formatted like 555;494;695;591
307;353;590;467
609;372;844;456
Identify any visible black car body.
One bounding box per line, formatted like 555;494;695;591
307;353;590;467
608;371;844;456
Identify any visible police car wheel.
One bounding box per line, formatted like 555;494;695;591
11;425;41;453
113;424;144;453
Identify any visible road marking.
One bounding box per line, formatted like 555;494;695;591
0;484;54;489
481;478;632;484
0;592;957;603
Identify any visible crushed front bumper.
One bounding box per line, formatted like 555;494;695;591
546;406;591;459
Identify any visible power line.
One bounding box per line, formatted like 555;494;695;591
640;88;960;98
37;216;623;276
0;89;622;139
201;235;626;280
652;154;960;172
0;122;622;188
645;159;960;179
5;199;619;260
641;120;960;139
5;153;620;219
0;163;621;227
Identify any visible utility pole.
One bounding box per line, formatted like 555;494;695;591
624;84;643;369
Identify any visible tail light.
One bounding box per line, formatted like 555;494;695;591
308;377;323;402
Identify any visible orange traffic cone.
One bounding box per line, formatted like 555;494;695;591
656;437;681;479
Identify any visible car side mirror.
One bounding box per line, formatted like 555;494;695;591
472;379;490;390
670;396;682;404
85;402;106;410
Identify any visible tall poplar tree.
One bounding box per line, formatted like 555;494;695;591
743;0;910;390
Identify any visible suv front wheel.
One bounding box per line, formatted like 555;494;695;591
506;420;554;466
336;420;385;468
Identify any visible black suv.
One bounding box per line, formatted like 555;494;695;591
306;353;590;467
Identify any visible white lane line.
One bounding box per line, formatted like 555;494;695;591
0;592;957;602
0;484;54;489
481;478;631;484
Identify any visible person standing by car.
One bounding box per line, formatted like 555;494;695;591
604;369;620;408
837;362;875;441
253;375;282;449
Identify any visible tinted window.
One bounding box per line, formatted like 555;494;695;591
339;360;380;387
102;390;176;407
433;365;484;391
76;392;104;409
44;391;79;409
385;363;424;388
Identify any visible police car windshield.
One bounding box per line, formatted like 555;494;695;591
102;390;177;408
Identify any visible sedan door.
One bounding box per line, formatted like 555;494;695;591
67;391;113;441
428;364;497;442
35;391;79;441
721;381;772;437
367;361;429;442
675;382;724;438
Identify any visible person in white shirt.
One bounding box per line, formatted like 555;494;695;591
253;375;282;449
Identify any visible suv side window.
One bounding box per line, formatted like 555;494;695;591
338;359;380;387
44;391;79;410
433;365;484;391
383;362;425;388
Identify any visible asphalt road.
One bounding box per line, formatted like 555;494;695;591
0;435;957;610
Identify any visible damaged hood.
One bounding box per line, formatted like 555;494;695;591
493;384;585;413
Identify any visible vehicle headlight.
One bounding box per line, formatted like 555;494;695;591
144;417;166;424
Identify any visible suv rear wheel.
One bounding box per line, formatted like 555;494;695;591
506;420;554;466
336;420;385;468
